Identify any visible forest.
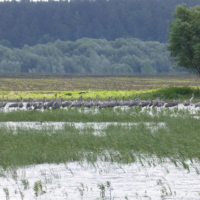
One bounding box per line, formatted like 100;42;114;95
0;38;175;74
0;0;199;48
0;0;199;74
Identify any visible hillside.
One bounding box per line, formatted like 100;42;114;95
0;0;199;48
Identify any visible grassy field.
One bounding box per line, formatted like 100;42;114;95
0;86;199;102
0;74;200;91
0;74;200;101
0;110;199;170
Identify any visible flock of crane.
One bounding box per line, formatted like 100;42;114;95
0;93;199;110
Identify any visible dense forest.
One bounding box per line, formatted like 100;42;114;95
0;0;199;48
0;38;175;74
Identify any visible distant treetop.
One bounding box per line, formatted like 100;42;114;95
0;38;174;74
0;0;199;47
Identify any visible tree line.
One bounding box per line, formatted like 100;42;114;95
0;38;176;74
0;0;199;48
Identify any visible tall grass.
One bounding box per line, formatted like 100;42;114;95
2;101;199;123
0;107;148;122
0;111;200;169
0;106;193;122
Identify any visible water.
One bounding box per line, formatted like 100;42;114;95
0;122;166;135
0;103;199;199
0;160;200;200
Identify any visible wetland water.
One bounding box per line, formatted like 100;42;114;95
0;121;200;200
1;102;199;119
0;161;200;200
0;122;166;135
0;103;199;199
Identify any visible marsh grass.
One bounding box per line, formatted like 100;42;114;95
0;110;200;170
0;106;194;122
0;107;154;122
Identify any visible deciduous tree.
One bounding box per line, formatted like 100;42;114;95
168;4;200;74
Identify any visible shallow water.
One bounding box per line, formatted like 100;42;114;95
0;160;200;200
0;104;199;199
0;122;166;135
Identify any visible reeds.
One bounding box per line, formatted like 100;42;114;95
0;107;153;122
0;110;200;170
0;106;196;122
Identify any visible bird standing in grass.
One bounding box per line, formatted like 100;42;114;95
18;97;24;108
26;98;33;109
0;96;8;109
165;95;180;108
9;99;19;108
184;93;194;107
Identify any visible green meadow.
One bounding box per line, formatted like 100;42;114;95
1;86;200;102
0;74;200;101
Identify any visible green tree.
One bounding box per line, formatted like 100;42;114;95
112;63;133;74
167;4;200;74
0;60;21;73
38;34;55;44
141;59;155;74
